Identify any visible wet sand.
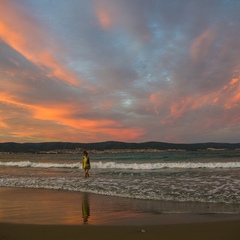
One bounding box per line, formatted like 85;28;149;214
0;187;240;239
1;221;240;240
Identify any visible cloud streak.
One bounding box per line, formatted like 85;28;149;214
0;0;81;86
0;0;240;143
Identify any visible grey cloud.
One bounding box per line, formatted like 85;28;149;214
1;0;240;143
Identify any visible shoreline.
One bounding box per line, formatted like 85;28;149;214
1;187;240;239
1;187;240;225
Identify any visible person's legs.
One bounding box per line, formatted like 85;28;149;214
86;169;89;177
84;168;89;178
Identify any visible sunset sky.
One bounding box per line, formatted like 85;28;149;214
0;0;240;143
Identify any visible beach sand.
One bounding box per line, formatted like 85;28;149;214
0;187;240;240
1;221;240;240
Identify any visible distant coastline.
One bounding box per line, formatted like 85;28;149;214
0;141;240;154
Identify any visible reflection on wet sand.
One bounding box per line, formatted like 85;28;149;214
1;188;239;226
82;193;90;224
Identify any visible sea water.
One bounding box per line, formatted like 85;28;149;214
0;150;240;214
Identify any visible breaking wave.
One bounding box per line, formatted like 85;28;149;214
1;161;240;169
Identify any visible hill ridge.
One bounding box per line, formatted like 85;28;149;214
0;141;240;153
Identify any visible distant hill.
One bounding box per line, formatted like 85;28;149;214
0;141;240;153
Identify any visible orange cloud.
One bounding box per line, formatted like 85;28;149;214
230;78;238;85
39;52;78;85
169;93;215;119
0;92;25;108
33;104;144;140
223;77;240;109
159;73;240;122
0;120;7;128
149;92;165;115
169;97;190;119
35;107;117;130
99;127;144;140
0;84;144;142
0;1;80;86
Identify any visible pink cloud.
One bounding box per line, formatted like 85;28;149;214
93;0;151;40
0;1;80;86
95;6;112;31
0;87;145;142
190;28;217;64
149;71;240;130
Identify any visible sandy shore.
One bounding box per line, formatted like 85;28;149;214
1;221;240;240
1;187;240;239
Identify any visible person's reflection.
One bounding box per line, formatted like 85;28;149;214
82;193;90;224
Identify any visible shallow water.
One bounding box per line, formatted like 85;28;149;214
0;151;240;208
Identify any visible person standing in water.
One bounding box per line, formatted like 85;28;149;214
82;150;90;178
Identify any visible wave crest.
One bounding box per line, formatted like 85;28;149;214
1;161;240;169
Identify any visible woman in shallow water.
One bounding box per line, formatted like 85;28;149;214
82;150;90;178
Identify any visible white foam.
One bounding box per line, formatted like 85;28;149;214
92;161;240;169
1;161;240;169
0;161;80;169
0;175;239;206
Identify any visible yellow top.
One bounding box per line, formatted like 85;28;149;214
82;156;90;169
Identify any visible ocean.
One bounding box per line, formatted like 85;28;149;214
0;150;240;215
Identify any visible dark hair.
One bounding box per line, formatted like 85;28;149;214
83;150;88;155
